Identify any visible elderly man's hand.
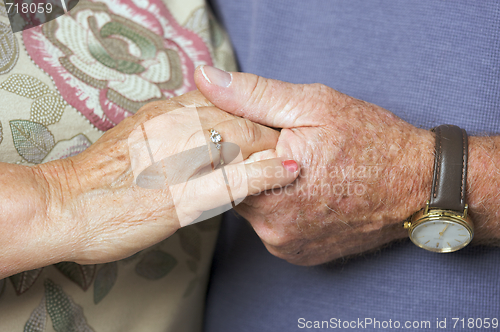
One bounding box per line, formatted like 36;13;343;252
195;66;436;265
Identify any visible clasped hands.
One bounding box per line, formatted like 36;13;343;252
32;66;439;269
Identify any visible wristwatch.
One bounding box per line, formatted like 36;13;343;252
403;125;474;253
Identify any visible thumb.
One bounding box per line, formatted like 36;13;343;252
175;157;300;226
195;66;332;128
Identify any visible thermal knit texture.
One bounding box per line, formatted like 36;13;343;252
205;1;500;331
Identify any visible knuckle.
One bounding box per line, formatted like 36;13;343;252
262;234;294;250
226;166;246;191
264;243;289;258
237;119;260;146
307;83;353;108
268;248;291;261
243;75;269;110
266;242;320;266
309;82;330;95
265;242;302;261
320;84;337;103
307;83;331;100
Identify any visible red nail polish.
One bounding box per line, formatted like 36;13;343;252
282;160;298;173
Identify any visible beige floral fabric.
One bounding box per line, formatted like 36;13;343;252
0;0;236;330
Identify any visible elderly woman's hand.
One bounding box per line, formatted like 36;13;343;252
2;90;299;277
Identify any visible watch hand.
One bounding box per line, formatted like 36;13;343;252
439;224;450;238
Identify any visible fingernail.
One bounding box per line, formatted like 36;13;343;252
201;65;232;87
282;160;299;173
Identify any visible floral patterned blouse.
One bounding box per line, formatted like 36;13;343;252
0;0;236;330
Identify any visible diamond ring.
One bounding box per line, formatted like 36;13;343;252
208;128;224;165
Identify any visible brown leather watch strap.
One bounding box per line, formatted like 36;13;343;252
430;125;468;211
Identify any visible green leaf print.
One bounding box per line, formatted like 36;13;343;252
9;268;43;295
135;250;177;280
54;262;96;291
44;279;95;332
93;262;117;304
24;295;47;332
10;120;55;164
0;24;19;74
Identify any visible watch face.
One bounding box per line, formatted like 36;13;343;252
411;220;472;253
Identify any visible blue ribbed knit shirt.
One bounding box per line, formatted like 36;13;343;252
205;1;500;331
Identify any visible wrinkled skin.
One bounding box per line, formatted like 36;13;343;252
196;68;436;265
30;91;297;267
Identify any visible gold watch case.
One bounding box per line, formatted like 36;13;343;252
404;201;474;253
